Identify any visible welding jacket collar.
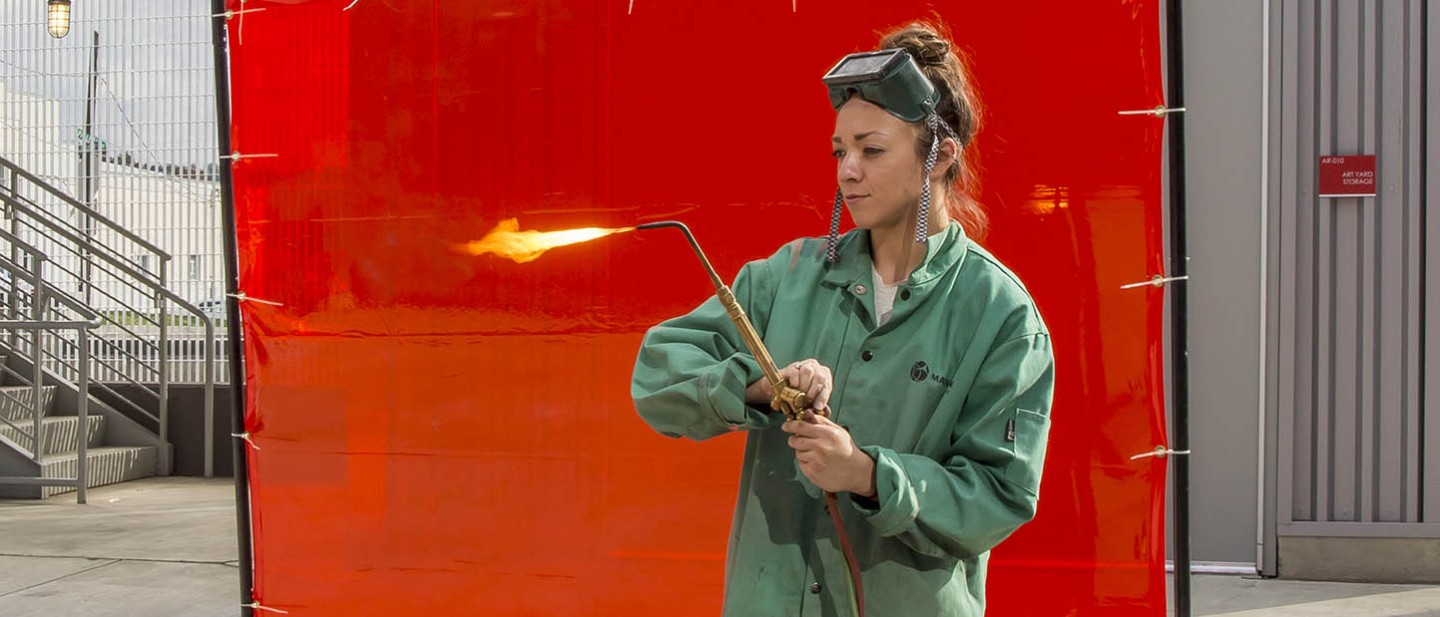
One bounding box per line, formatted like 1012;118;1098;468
821;220;969;290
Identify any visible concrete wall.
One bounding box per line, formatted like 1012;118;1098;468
1179;0;1267;567
98;383;235;477
1278;537;1440;584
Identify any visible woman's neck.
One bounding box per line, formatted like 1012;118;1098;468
869;201;950;285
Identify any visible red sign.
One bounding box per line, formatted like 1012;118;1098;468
1319;155;1377;197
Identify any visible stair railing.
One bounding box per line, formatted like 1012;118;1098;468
0;227;101;502
0;155;217;476
0;318;97;504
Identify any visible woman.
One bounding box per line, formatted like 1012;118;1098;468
631;21;1054;616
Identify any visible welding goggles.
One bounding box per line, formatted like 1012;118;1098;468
822;49;937;123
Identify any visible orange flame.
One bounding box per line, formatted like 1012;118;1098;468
457;218;634;263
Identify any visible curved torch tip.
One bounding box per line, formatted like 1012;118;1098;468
630;220;720;286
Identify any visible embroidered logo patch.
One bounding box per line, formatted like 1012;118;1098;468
910;361;929;382
910;361;953;389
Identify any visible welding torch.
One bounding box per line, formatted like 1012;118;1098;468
635;221;815;421
636;220;866;617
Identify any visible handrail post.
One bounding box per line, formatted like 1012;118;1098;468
203;318;214;478
157;261;170;474
6;253;16;347
76;327;89;505
29;330;42;464
29;259;45;465
6;177;18;351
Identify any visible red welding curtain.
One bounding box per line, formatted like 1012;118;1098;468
226;1;1169;615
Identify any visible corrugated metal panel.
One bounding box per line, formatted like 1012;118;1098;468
1425;2;1440;524
1274;0;1428;528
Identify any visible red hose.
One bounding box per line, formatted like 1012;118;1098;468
825;490;865;617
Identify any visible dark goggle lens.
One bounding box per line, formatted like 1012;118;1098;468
822;49;936;122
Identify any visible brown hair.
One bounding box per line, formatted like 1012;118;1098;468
879;20;988;240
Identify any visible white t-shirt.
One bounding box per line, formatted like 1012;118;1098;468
871;265;902;326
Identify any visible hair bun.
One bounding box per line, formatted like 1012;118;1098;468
884;25;951;66
911;37;950;66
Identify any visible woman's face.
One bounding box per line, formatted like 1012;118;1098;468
832;95;924;232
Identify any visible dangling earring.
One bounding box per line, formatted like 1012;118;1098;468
917;113;940;243
826;187;844;263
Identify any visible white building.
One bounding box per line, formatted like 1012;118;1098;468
1;77;224;312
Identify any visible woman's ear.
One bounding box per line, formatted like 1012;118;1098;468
942;138;961;168
931;137;961;180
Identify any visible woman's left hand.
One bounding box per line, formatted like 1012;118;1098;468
783;411;877;496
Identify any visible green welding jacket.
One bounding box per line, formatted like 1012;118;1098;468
631;222;1055;617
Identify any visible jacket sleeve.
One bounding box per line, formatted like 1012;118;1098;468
630;254;784;440
854;331;1055;560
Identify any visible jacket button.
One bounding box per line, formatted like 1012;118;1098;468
810;582;823;594
861;350;873;361
854;284;868;295
900;289;911;300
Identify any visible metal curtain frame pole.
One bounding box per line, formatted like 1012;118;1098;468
1165;0;1193;615
207;4;255;616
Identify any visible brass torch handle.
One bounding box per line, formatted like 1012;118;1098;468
636;220;814;420
717;285;811;420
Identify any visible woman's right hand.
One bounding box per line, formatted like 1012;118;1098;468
744;359;834;412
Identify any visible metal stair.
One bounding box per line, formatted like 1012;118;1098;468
0;415;103;455
0;155;216;501
0;357;160;499
0;334;172;499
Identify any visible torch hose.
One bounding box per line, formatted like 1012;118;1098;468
827;491;865;617
637;221;865;617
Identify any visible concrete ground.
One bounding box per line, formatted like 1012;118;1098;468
1178;576;1440;616
0;478;240;617
1;477;1437;616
